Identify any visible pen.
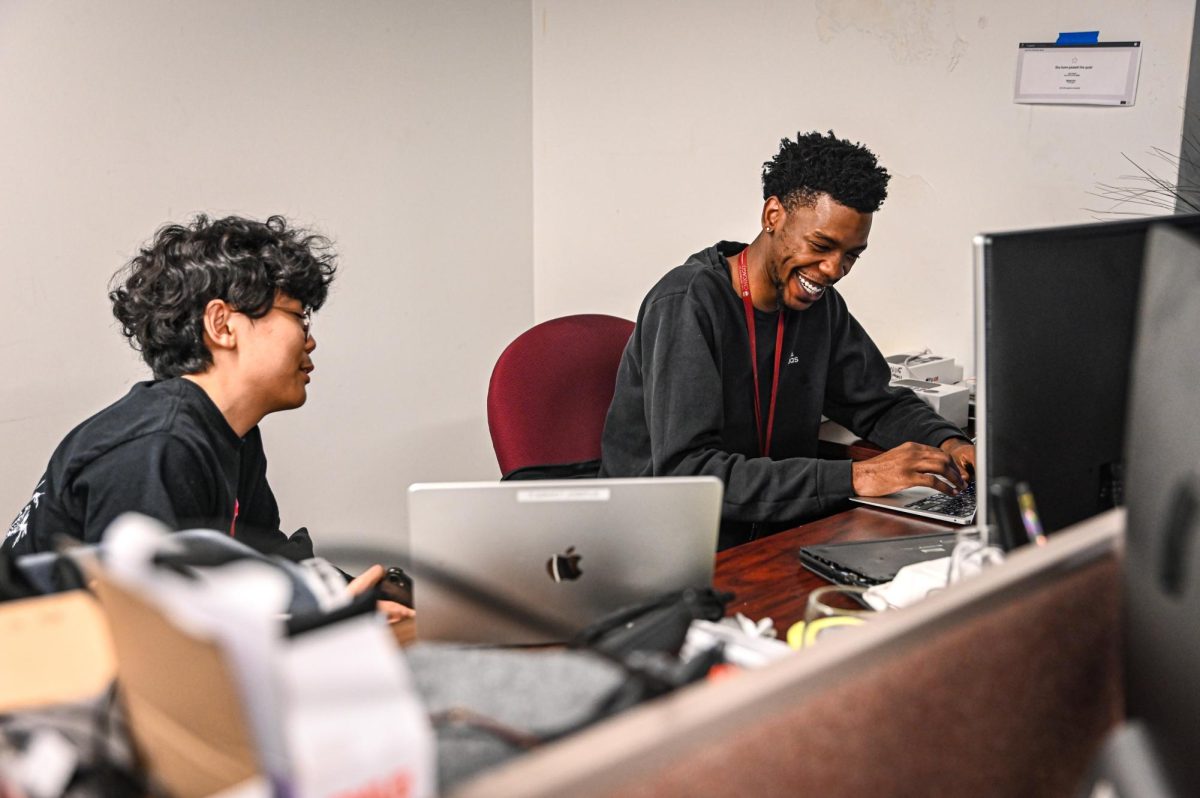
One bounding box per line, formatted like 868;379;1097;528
1015;481;1048;546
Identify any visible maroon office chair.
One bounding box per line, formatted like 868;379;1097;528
487;314;635;477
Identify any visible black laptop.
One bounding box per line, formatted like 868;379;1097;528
798;532;958;587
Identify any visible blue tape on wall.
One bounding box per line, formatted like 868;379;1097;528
1056;31;1100;44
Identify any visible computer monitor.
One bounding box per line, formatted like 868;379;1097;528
973;212;1200;537
1114;223;1200;796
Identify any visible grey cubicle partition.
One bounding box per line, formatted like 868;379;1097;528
455;510;1123;798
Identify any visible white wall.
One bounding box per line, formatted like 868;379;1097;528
0;0;532;555
532;0;1195;373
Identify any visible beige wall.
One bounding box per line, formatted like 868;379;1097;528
0;0;533;554
1;0;1194;554
532;0;1194;372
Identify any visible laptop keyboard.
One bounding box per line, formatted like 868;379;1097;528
904;482;976;518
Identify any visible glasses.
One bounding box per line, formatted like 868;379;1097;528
230;304;314;341
275;305;313;342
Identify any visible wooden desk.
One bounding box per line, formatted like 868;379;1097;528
712;506;954;631
717;420;976;630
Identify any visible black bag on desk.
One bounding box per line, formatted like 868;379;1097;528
572;586;734;708
573;586;732;658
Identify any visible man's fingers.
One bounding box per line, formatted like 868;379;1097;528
911;448;965;490
347;563;385;596
348;570;418;624
914;446;979;493
377;599;415;624
940;439;977;481
949;451;974;483
938;452;967;489
920;473;959;496
857;441;975;497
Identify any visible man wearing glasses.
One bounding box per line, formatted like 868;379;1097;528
4;215;405;614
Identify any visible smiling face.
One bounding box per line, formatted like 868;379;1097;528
762;192;873;312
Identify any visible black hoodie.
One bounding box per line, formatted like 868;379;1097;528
4;378;315;562
600;241;963;549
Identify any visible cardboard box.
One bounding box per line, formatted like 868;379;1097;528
91;573;264;798
0;591;115;713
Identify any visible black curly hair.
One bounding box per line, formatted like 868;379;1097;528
762;131;890;213
109;214;337;379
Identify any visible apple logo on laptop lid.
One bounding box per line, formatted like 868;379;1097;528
546;546;583;583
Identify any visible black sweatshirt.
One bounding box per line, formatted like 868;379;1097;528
4;378;314;562
599;242;964;548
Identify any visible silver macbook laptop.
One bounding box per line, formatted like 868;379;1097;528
407;476;723;644
849;480;976;525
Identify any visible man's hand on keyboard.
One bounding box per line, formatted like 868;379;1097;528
939;437;976;484
851;441;967;497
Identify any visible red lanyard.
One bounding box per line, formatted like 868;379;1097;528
736;248;785;456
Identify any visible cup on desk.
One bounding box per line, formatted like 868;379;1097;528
947;526;1005;584
786;585;877;649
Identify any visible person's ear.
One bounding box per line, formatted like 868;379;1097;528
761;196;786;235
201;299;237;351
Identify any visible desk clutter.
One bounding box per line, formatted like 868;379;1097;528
0;476;1028;797
2;513;437;797
0;514;790;797
1;508;1108;798
785;531;1008;648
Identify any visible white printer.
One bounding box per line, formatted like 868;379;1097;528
886;352;970;429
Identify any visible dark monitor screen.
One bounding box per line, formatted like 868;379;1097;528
974;212;1200;535
1121;224;1200;796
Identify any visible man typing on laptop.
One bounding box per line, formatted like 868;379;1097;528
599;131;974;550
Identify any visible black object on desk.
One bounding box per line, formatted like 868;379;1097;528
988;478;1026;552
377;566;414;608
987;478;1048;552
798;532;958;587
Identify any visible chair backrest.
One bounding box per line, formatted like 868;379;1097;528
487;314;634;476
